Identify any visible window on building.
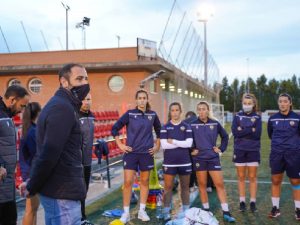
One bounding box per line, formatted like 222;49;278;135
149;80;157;93
108;75;125;92
8;79;21;87
28;78;42;94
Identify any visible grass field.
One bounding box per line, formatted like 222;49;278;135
86;123;299;225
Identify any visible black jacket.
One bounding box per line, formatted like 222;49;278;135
79;111;95;166
0;97;17;203
27;88;86;200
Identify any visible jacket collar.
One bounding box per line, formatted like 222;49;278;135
0;96;13;118
54;88;82;110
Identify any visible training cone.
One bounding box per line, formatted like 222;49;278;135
149;159;163;190
109;219;125;225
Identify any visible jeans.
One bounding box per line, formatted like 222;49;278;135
40;195;81;225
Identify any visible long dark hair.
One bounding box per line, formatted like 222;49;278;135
168;102;182;121
22;102;41;138
278;93;293;110
135;89;151;111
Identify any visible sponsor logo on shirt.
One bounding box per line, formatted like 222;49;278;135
214;165;221;168
148;165;154;168
167;127;174;130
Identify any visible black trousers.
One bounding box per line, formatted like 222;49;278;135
0;201;17;225
81;165;92;220
189;170;198;188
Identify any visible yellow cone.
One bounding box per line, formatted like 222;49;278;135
149;159;163;190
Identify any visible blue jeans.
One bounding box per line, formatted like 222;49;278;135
40;194;81;225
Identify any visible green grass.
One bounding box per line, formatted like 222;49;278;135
87;123;299;225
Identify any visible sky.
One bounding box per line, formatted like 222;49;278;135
0;0;299;83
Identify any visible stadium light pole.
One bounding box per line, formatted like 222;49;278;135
197;3;214;87
61;2;70;50
76;17;91;49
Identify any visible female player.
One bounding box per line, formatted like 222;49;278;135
111;89;161;224
231;93;262;212
19;102;41;225
191;101;235;222
267;93;300;220
160;102;193;221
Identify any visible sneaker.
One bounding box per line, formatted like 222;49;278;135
239;201;246;212
163;212;171;221
138;210;150;222
268;206;280;218
250;202;257;213
81;220;94;225
206;187;213;193
223;211;236;223
120;213;130;224
295;208;300;221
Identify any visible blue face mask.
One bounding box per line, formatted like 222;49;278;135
243;104;253;113
71;84;90;101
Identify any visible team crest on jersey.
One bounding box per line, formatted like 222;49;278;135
210;125;214;130
196;163;200;168
251;118;256;123
124;161;127;166
135;115;137;118
164;167;168;171
276;121;279;125
233;154;236;159
148;116;152;120
180;126;186;131
196;125;199;129
290;121;295;126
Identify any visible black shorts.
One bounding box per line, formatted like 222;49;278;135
270;151;300;178
123;152;154;171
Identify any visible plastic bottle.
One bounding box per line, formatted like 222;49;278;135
156;193;163;219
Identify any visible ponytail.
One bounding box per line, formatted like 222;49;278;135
135;89;151;111
168;102;182;121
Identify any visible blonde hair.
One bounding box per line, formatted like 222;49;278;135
242;93;258;112
197;101;216;120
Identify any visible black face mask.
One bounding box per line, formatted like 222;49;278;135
70;84;90;102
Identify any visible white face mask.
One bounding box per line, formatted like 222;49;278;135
243;104;253;113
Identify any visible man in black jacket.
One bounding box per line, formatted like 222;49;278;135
0;85;30;225
79;93;95;225
23;63;90;225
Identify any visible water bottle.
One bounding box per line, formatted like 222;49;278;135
156;193;163;219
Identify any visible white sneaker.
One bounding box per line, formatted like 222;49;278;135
138;210;150;221
120;213;130;224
